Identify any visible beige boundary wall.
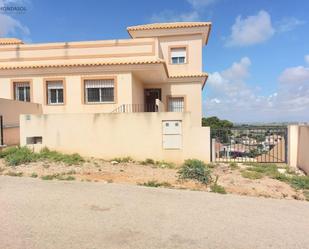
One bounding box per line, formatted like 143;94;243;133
288;125;309;174
20;112;210;163
0;98;42;145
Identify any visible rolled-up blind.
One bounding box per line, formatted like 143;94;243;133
171;48;186;58
85;79;114;88
47;81;63;89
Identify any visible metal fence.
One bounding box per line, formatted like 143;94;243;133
111;104;158;113
211;126;288;163
0;116;3;146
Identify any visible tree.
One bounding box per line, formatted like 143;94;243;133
202;116;233;129
202;116;233;143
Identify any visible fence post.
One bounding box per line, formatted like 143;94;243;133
0;116;3;146
211;138;216;162
287;125;299;169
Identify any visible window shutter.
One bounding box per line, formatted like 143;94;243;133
171;48;186;58
84;79;114;88
47;81;63;89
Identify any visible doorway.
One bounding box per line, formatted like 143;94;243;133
144;89;161;112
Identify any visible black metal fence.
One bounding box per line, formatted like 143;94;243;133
0;116;3;146
211;126;288;163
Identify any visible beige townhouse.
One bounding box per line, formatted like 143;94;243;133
0;22;212;162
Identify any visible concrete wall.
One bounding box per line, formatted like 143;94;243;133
20;112;210;163
297;126;309;174
288;125;309;174
0;98;42;145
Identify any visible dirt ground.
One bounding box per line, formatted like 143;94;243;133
0;158;306;201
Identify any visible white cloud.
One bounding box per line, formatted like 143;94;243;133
279;66;309;84
187;0;218;9
0;0;30;37
204;56;309;122
150;0;218;23
222;57;251;81
0;14;29;37
277;17;305;33
226;10;275;47
150;10;200;23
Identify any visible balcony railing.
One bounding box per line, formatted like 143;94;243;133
111;99;165;113
111;104;157;113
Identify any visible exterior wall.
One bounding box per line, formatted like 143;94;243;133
0;38;158;68
158;34;203;74
20;113;210;163
0;98;42;145
132;74;144;105
0;29;206;124
0;73;133;114
288;125;309;174
146;81;202;126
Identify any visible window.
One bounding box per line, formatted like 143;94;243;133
14;82;30;102
84;79;114;103
46;81;64;105
170;47;186;64
168;97;185;112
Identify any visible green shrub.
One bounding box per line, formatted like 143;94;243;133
0;147;84;166
140;180;172;188
41;174;56;180
39;147;84;165
57;175;75;181
289;176;309;190
145;158;155;164
178;159;212;185
229;162;239;170
4;147;37;166
41;173;75;181
30;172;38;178
246;163;278;177
210;184;227;194
271;172;290;182
210;176;226;194
241;170;263;180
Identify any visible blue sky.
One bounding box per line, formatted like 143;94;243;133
1;0;308;122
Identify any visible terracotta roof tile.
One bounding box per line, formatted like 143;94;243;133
0;38;24;45
127;22;211;31
0;59;165;70
169;73;208;78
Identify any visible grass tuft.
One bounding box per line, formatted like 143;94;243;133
140;180;172;188
0;146;84;166
41;173;75;181
30;172;38;178
229;162;239;170
178;159;212;185
241;170;263;180
210;184;227;194
111;157;133;163
210;176;227;194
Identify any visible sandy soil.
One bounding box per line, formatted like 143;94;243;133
0;158;305;201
